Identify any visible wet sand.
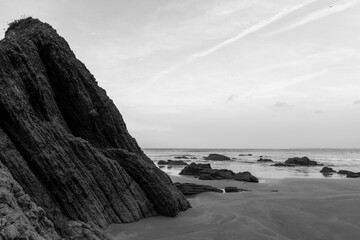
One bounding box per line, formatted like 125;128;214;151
107;176;360;240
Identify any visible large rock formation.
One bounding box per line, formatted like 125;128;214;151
0;17;190;239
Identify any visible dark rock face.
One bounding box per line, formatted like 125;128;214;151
179;163;212;176
158;160;188;165
0;17;189;239
285;157;322;166
320;167;337;173
239;154;252;156
234;172;259;183
257;158;273;163
174;183;223;195
198;169;235;180
204;154;230;161
0;161;62;240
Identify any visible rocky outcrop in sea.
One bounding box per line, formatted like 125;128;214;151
257;158;273;163
320;167;337;174
158;160;188;165
179;163;258;182
0;17;190;239
285;157;323;166
204;154;231;161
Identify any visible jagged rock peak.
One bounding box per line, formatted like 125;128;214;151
0;17;190;239
6;17;52;35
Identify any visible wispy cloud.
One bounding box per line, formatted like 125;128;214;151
144;1;314;90
147;64;182;87
190;2;314;59
354;100;360;105
271;0;360;35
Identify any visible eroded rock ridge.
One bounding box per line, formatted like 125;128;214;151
0;17;190;239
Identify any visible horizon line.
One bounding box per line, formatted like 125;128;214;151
143;147;360;150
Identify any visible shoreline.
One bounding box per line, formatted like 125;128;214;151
107;175;360;240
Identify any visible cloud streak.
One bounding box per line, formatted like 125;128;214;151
144;1;315;90
147;64;182;86
271;0;360;35
190;2;315;59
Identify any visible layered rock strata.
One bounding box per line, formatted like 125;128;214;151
0;17;190;239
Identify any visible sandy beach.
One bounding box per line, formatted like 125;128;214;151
107;175;360;240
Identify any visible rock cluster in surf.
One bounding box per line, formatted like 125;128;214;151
179;163;259;182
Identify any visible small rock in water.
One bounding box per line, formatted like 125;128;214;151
198;169;235;180
204;154;231;161
179;163;212;176
257;157;273;163
320;167;337;173
158;160;188;165
285;157;322;166
233;171;259;183
272;162;295;167
225;187;239;193
174;183;223;195
337;170;354;175
347;172;360;178
337;169;360;178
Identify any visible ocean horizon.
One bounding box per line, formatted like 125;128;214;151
145;148;360;180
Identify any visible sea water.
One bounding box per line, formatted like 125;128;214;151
144;148;360;179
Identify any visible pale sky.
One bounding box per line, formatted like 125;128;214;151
1;0;360;148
